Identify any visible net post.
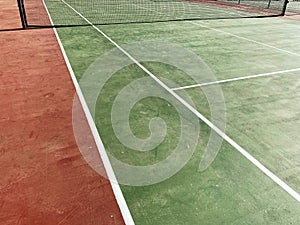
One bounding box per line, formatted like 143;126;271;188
17;0;28;29
281;0;289;15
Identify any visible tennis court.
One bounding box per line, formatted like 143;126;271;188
10;0;300;224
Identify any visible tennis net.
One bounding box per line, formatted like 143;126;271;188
21;0;289;28
287;0;300;13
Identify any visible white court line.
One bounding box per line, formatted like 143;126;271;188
61;0;300;203
137;3;300;58
187;20;300;57
42;1;135;224
172;67;300;91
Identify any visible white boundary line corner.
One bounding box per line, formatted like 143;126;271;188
172;67;300;91
61;0;300;203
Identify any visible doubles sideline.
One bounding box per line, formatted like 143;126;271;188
61;0;300;203
42;1;136;224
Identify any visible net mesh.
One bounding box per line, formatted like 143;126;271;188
24;0;287;27
287;0;300;13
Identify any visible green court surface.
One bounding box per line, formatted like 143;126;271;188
47;5;300;224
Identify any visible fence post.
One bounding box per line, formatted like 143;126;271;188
267;0;272;8
281;0;289;16
17;0;28;29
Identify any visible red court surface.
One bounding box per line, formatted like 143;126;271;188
0;0;126;224
0;0;21;30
